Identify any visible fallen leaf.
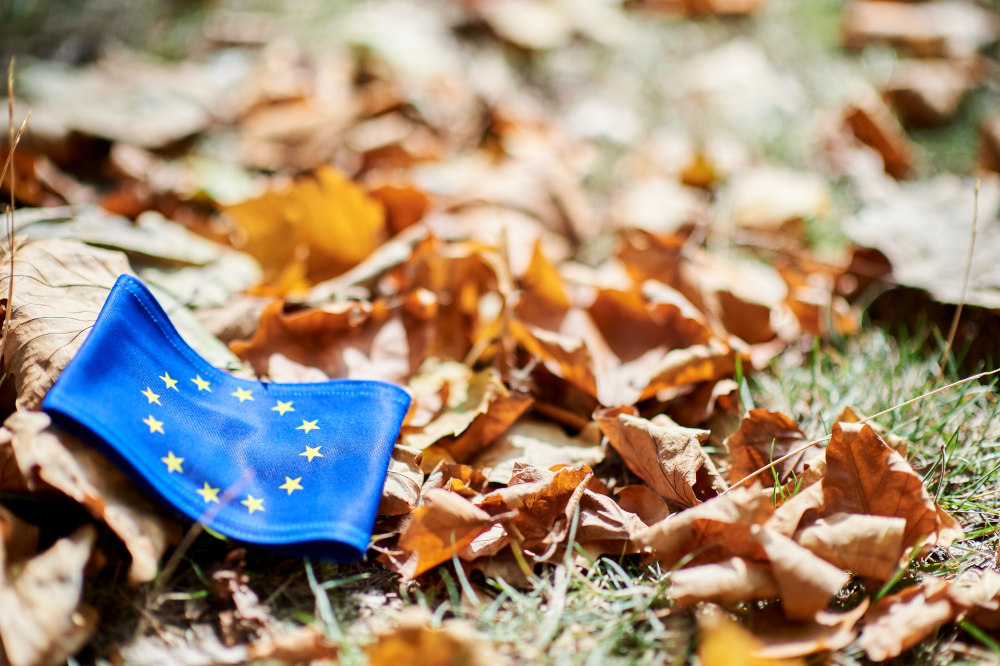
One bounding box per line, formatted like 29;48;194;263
1;411;180;584
246;625;339;663
634;484;772;568
755;528;850;622
698;608;805;666
765;482;824;537
224;166;387;292
722;167;831;232
0;238;131;411
0;525;98;666
843;173;1000;309
392;489;493;579
0;504;38;569
403;361;532;463
822;422;962;551
858;577;959;661
472;419;604;485
844;91;915;179
596;407;724;507
725;409;818;487
367;608;499;666
950;568;1000;630
842;0;1000;58
668;557;779;606
794;513;905;581
379;445;425;516
477;463;593;559
615;485;671;526
751;600;869;659
883;59;977;129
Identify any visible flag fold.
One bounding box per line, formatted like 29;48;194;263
43;274;410;561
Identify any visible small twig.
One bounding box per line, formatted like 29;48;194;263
723;367;1000;494
937;179;980;380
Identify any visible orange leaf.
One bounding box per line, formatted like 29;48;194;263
393;489;492;579
823;422;962;550
224;166;386;292
725;410;819;487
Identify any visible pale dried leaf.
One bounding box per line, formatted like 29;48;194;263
755;528;850;622
379;445;424;516
698;609;805;666
473;419;604;485
859;577;958;661
752;600;869;659
596;408;723;507
668;557;779;606
0;238;130;410
1;411;180;584
0;526;97;666
634;484;771;567
795;513;905;581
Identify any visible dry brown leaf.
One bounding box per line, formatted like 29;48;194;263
367;609;499;666
472;419;604;485
765;482;824;537
0;238;131;411
574;487;648;555
0;504;38;567
858;577;959;662
794;513;905;581
668;557;779;606
725;409;819;487
951;568;1000;630
751;600;869;659
823;422;962;551
0;525;98;666
596;407;724;507
1;411;180;584
246;625;339;663
842;0;1000;58
698;608;805;666
634;484;771;568
230;299;415;384
755;528;850;622
477;463;593;559
883;59;977;129
224;166;387;292
379;445;425;516
843;91;915;180
402;361;532;463
392;489;493;579
616;485;671;526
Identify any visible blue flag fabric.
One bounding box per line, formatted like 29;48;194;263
42;274;410;561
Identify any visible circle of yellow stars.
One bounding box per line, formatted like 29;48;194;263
140;371;326;516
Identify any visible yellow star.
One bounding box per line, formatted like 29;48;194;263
191;375;211;392
231;387;254;403
161;451;184;473
241;494;264;514
272;400;294;416
196;482;220;503
141;387;161;405
279;476;303;495
143;414;164;434
299;445;323;462
159;372;179;391
296;419;319;434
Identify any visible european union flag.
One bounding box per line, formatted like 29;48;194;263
42;274;410;561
